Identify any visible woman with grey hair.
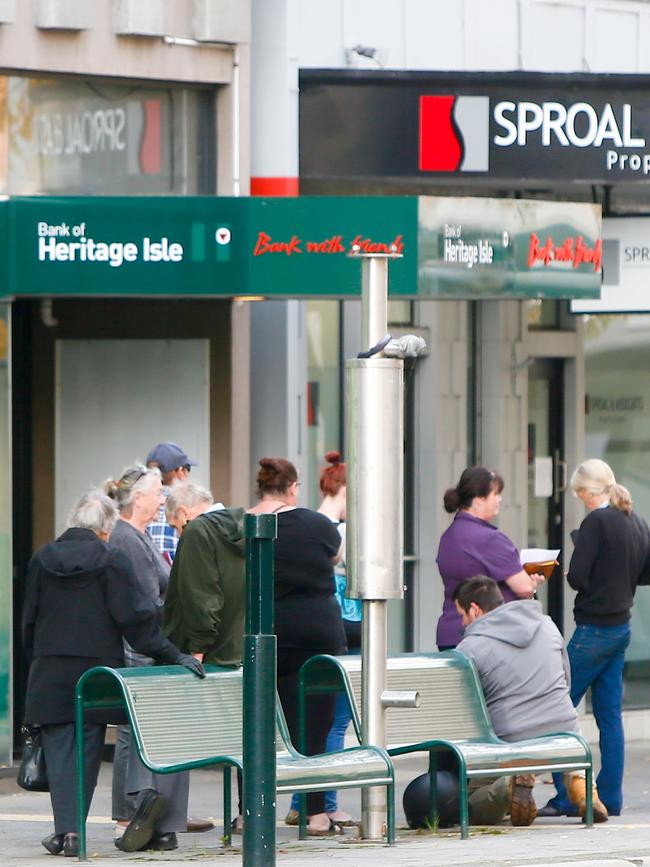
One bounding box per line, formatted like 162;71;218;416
540;458;650;820
106;465;169;618
22;489;201;858
107;464;200;853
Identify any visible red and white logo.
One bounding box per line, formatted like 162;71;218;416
419;95;489;173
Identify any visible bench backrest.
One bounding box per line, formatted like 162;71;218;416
76;664;288;771
302;651;496;748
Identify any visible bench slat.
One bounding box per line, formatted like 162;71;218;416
124;671;244;765
276;747;392;789
341;657;494;745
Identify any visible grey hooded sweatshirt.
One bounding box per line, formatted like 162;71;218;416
456;600;579;742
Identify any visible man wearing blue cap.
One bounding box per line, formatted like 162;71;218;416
140;442;214;837
145;442;197;565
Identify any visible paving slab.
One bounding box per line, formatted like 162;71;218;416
1;743;649;865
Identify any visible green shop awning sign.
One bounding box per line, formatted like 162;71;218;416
0;195;602;300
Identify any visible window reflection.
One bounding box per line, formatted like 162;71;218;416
6;76;216;196
306;301;341;508
584;313;650;707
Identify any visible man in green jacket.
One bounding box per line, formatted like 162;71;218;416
164;505;246;667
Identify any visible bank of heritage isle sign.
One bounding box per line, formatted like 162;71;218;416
0;195;601;300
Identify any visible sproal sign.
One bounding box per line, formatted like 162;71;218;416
300;70;650;183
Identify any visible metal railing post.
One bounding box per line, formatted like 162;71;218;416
242;513;277;866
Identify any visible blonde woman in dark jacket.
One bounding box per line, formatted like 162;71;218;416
539;459;650;820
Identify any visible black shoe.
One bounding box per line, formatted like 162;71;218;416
146;832;178;851
41;833;65;855
115;789;167;852
62;834;79;858
537;802;579;818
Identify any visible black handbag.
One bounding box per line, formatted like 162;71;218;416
16;725;49;792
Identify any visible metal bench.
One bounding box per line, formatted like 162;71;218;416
74;663;395;859
299;650;594;838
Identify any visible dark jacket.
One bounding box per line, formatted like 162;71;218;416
164;508;246;666
568;506;650;626
22;527;182;723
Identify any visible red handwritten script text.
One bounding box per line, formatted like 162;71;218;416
252;232;404;257
528;233;602;272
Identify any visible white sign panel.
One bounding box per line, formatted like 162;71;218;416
533;456;553;498
572;217;650;312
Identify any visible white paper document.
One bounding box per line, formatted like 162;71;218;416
520;548;560;565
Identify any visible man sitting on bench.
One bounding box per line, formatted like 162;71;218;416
454;576;608;826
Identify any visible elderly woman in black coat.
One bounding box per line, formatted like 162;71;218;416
22;489;203;858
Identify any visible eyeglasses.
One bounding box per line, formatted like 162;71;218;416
118;466;149;489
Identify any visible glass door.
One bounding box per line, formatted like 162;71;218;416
527;359;565;631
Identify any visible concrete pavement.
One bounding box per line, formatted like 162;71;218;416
1;742;650;865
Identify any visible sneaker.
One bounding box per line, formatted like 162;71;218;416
510;774;538;826
537;801;579;818
565;774;608;823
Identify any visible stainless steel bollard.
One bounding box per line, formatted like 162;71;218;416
346;358;404;600
346;249;404;840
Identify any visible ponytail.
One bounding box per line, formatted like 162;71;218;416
610;483;632;515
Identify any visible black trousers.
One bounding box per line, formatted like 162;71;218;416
41;721;106;835
276;647;337;816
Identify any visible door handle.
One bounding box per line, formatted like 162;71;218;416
553;451;568;504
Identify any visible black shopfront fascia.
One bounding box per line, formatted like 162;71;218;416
299;70;650;190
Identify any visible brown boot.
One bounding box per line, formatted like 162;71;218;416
565;774;608;823
510;774;538;826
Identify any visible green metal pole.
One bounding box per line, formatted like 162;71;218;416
242;513;277;866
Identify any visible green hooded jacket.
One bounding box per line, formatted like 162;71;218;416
164;507;246;666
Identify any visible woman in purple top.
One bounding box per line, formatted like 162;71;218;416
436;466;545;649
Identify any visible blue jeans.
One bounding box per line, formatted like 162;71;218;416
548;622;631;815
290;691;352;815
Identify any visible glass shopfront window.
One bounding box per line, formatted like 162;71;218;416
584;314;650;707
3;76;216;196
306;301;341;509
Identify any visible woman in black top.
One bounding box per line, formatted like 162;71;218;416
248;457;346;836
540;459;650;820
22;489;202;858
